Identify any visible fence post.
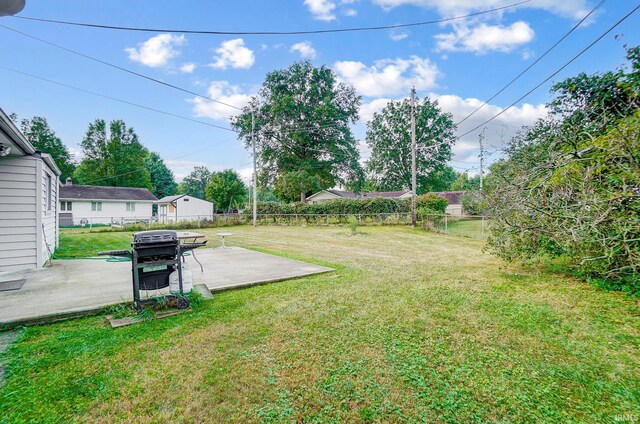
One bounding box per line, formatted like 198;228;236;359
481;215;485;240
444;214;448;233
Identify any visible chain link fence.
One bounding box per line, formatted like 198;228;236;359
59;213;488;239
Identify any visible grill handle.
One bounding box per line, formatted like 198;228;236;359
98;250;132;258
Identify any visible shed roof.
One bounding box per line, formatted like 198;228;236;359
59;184;157;201
432;191;465;205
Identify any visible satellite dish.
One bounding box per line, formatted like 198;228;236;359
0;0;25;16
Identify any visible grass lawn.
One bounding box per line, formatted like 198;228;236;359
2;226;639;422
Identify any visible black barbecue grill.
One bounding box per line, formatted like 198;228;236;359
99;230;206;311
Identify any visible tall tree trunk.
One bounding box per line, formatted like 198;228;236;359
300;192;306;202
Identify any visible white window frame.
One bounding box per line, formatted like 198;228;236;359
91;201;102;211
46;174;52;211
60;201;73;211
126;202;136;212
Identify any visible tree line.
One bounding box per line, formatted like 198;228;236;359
12;114;249;211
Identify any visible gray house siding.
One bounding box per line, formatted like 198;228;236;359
38;160;58;266
0;155;38;272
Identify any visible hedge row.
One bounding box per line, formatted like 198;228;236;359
256;193;449;215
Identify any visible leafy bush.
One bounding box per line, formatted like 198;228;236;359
416;193;448;213
348;215;358;234
461;191;485;215
487;47;640;292
256;197;410;215
417;207;443;230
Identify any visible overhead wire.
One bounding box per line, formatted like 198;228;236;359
455;0;606;126
12;1;530;36
455;2;640;140
0;24;242;111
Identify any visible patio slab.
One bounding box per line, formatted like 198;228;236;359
0;247;332;328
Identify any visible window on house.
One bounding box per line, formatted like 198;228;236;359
60;201;73;211
46;174;52;211
126;202;136;212
183;198;190;202
91;201;102;211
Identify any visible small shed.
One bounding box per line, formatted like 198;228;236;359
432;191;466;216
155;194;213;223
0;107;61;272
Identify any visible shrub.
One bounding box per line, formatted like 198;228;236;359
348;215;358;234
416;193;448;213
461;191;485;215
417;207;443;230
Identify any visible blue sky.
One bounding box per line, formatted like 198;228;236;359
1;0;638;182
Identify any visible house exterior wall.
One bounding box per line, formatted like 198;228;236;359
0;155;38;272
307;192;342;204
177;196;212;220
60;200;153;225
159;196;213;222
38;159;59;267
445;204;464;216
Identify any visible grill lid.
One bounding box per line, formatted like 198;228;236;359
132;230;178;246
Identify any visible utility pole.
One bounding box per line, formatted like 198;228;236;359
479;127;486;239
410;86;417;227
251;110;257;227
479;127;486;191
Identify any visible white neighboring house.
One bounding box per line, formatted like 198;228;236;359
155;194;213;223
432;191;466;216
58;180;157;225
0;107;61;272
306;189;413;204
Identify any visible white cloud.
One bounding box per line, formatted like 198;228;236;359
210;39;255;70
125;34;186;68
180;62;196;73
304;0;337;21
390;31;409;41
334;56;439;97
290;41;317;59
359;98;395;123
369;0;592;21
435;21;534;54
189;81;252;121
430;93;547;163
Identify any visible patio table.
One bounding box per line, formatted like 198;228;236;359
176;231;206;272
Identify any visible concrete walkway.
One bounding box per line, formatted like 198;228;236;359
0;247;332;327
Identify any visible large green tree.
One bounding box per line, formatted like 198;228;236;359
451;172;481;191
205;169;248;211
20;116;76;182
487;46;640;290
145;152;177;198
366;97;456;194
178;166;211;199
74;119;151;188
231;60;364;202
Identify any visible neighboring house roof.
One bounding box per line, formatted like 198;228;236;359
155;194;212;204
432;191;465;205
308;189;412;201
59;184;157;201
155;194;187;203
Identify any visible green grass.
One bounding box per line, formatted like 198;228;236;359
54;231;133;258
2;226;639;422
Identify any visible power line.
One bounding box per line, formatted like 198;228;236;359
0;66;238;133
455;0;606;126
0;24;242;111
12;1;530;36
456;2;640;140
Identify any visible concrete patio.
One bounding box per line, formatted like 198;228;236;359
0;247;332;327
